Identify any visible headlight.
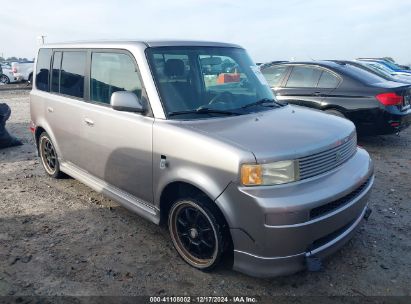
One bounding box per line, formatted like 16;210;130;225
241;160;299;186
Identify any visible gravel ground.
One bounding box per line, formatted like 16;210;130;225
0;84;410;297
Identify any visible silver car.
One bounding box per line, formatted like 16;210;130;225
30;41;374;277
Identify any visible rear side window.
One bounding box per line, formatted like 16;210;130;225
35;49;52;92
261;66;288;87
318;71;340;88
91;52;142;104
286;66;322;88
60;52;86;98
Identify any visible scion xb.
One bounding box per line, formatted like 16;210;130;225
30;41;374;277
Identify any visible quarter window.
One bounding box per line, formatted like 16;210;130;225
318;71;340;88
261;66;287;87
90;52;142;105
60;51;86;98
35;49;52;92
286;66;322;88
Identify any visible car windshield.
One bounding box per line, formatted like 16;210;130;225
146;46;278;119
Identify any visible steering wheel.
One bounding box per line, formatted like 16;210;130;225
208;91;235;105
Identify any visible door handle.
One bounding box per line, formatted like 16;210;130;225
84;118;94;126
47;107;54;113
312;92;323;97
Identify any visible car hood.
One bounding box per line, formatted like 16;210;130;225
180;105;356;162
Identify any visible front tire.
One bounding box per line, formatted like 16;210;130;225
0;75;10;84
168;197;225;271
39;132;64;178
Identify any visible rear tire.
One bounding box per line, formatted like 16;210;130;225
324;109;345;118
39;132;64;179
28;73;33;84
168;196;226;271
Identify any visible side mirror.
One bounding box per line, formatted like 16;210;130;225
110;91;145;113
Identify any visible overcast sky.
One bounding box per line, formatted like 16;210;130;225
1;0;410;64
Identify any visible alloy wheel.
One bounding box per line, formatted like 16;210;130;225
169;201;219;268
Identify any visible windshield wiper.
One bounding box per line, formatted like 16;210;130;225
241;98;284;109
168;107;241;117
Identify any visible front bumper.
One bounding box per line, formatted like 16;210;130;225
233;204;370;277
215;148;374;277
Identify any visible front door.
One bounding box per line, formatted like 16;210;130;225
80;51;154;204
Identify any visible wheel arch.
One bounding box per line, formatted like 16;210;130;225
159;181;225;225
322;105;347;114
159;180;233;255
33;123;62;158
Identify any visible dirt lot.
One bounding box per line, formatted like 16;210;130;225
0;84;410;297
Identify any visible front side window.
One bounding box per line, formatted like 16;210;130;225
261;66;288;87
146;46;276;119
35;49;52;92
91;52;143;104
286;66;322;88
60;51;86;98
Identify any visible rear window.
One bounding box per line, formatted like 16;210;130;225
286;66;322;88
60;52;86;98
318;71;340;88
340;65;386;84
35;49;52;92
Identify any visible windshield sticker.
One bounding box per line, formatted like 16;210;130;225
250;65;269;86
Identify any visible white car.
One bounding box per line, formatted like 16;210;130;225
11;61;34;82
0;64;19;84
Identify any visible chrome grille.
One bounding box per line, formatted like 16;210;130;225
298;132;357;180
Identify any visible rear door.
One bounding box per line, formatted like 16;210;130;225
45;50;87;168
274;65;337;108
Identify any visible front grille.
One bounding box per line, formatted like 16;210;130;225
310;177;371;220
298;132;357;180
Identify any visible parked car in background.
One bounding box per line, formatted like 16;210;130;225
30;41;374;278
0;64;19;84
358;60;411;79
11;61;34;82
260;61;411;135
357;59;411;75
327;60;411;85
357;57;410;70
